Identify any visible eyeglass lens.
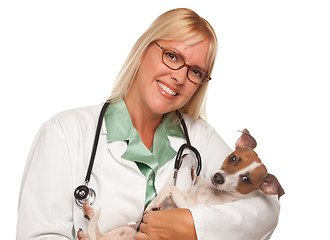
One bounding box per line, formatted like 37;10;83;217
162;50;208;84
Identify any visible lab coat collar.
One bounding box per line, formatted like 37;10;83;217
101;100;185;174
102;121;186;176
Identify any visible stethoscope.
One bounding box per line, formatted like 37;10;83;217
74;102;202;207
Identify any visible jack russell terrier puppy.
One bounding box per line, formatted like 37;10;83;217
77;129;285;240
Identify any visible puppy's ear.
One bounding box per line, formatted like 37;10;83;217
236;129;257;149
260;174;285;199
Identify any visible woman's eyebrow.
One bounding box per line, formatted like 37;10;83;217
165;46;208;70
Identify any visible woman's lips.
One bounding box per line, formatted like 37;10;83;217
157;80;178;96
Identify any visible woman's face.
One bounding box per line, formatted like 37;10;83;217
126;38;210;117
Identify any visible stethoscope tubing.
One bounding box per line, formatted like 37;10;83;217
176;111;202;177
84;102;110;184
74;102;202;207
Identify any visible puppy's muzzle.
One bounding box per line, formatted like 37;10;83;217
212;172;225;186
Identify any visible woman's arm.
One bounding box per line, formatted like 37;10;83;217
190;195;280;240
135;194;279;240
17;118;75;239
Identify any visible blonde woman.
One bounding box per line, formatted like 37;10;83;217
17;8;280;240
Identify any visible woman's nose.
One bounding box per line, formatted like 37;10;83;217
171;67;188;84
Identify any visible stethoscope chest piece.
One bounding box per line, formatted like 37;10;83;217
74;185;96;207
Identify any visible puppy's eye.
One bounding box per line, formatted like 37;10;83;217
240;174;251;184
228;154;241;165
229;154;236;162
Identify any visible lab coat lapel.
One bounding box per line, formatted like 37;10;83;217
157;136;186;173
101;122;141;172
169;136;187;157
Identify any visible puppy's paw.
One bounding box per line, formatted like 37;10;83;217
144;185;174;213
144;205;160;214
77;228;92;240
83;201;95;221
144;199;162;213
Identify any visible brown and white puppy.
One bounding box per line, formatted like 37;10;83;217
145;129;284;211
78;129;284;240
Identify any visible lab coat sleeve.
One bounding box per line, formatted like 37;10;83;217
188;122;280;240
17;118;75;239
189;195;280;240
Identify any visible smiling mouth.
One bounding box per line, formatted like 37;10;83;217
157;81;178;96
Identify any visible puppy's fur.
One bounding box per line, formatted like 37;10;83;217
78;129;284;240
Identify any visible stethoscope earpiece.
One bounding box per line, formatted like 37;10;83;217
74;185;96;207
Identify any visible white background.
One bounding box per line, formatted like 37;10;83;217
1;0;329;239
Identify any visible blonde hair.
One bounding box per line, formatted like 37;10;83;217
108;8;218;120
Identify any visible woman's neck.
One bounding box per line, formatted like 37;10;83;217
123;96;163;149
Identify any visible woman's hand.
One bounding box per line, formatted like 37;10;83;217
135;208;197;240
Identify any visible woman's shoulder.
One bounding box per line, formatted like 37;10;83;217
51;103;103;123
182;114;215;135
181;114;232;176
182;113;231;150
181;114;219;144
42;103;104;135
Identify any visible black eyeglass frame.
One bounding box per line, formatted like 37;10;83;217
154;41;211;85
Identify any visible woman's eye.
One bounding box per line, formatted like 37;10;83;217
190;68;203;79
164;51;179;61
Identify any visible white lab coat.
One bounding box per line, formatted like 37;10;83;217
16;104;280;240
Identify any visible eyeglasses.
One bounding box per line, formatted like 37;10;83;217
154;41;211;85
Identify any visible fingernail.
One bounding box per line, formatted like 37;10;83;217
84;215;90;220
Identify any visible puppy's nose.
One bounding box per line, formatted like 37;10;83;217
213;172;225;184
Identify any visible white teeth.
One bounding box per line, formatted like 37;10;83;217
157;81;177;96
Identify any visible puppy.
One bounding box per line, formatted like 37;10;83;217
145;129;284;212
77;129;284;240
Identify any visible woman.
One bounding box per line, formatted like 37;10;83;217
17;8;280;240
